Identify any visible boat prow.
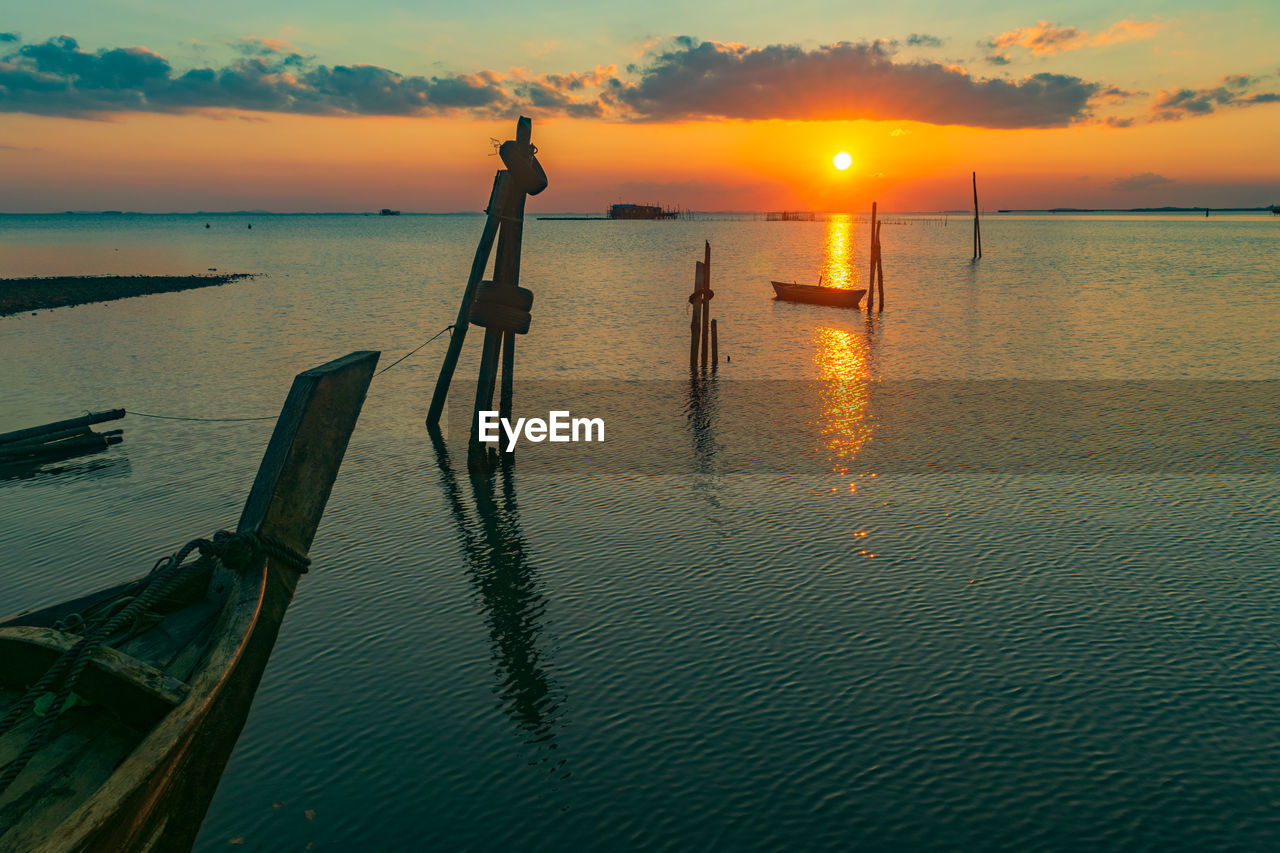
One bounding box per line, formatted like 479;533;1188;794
0;350;378;852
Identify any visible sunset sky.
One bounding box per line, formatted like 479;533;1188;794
2;1;1278;212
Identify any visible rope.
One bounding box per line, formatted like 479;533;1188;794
127;410;276;422
374;325;454;377
483;207;523;224
0;530;308;796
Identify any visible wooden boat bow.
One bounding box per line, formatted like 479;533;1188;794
0;350;378;852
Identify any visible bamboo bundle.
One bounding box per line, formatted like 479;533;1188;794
0;409;125;465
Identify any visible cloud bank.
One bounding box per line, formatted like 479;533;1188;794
608;39;1100;127
0;35;515;116
1149;73;1280;121
0;33;1106;128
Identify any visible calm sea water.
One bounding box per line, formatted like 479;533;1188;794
2;212;1278;850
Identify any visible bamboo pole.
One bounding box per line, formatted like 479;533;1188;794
690;262;704;370
866;202;877;312
972;172;982;260
0;409;124;446
471;138;530;454
700;241;711;370
0;426;93;449
497;190;528;430
470;329;502;442
875;222;885;312
427;172;508;427
0;432;118;462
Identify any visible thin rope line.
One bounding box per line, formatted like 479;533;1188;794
374;324;453;377
125;410;277;422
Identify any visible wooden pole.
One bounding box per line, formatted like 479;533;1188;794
470;330;502;441
700;241;711;371
875;221;885;313
690;262;704;370
497;190;528;429
972;172;982;260
0;409;124;446
710;319;718;368
0;432;118;463
427;172;508;427
469;118;536;460
473;182;528;455
866;202;877;312
0;425;94;449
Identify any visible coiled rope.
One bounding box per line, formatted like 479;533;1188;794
0;530;307;797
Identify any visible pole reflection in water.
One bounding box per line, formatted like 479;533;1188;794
427;428;569;781
685;371;722;492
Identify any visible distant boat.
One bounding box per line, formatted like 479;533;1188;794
608;203;676;220
379;209;401;216
771;280;866;309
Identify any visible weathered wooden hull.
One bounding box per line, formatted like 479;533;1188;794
38;561;299;852
771;281;866;308
0;350;378;852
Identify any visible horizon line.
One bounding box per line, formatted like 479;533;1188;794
1;206;1277;217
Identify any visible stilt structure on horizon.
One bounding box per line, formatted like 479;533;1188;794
426;116;548;469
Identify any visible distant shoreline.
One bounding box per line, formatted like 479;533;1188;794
991;206;1279;214
0;207;1275;216
0;274;255;317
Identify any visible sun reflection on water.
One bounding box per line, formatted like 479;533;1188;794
819;214;856;289
813;326;874;476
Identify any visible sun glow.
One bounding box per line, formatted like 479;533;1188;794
833;151;853;171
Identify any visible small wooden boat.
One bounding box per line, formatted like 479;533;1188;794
771;280;866;309
0;350;379;851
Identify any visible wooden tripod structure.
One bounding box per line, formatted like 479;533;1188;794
426;117;548;465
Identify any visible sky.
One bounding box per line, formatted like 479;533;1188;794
2;1;1279;212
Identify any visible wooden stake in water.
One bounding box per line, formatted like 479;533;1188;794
429;116;546;469
427;172;508;427
700;241;711;371
711;318;719;368
875;221;885;313
972;172;982;260
690;262;703;371
866;202;878;312
496;188;528;431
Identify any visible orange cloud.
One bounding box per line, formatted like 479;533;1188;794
989;22;1088;55
988;19;1163;56
1091;19;1164;47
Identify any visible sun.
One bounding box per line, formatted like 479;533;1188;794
833;151;853;171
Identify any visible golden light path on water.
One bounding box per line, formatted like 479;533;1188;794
814;326;873;479
811;213;876;480
818;213;855;289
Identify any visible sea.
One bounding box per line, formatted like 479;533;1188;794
1;211;1278;850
